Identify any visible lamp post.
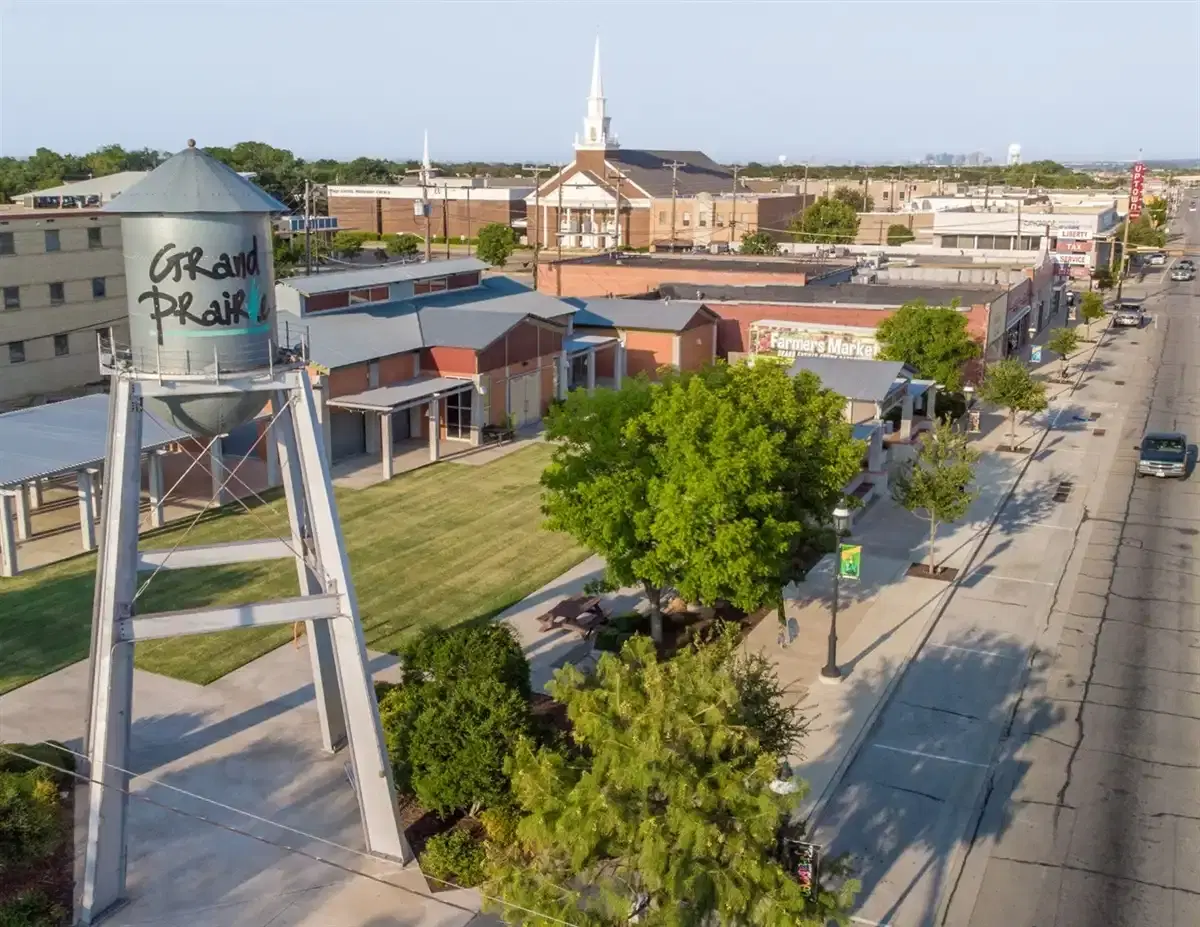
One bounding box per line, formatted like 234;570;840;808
820;504;853;683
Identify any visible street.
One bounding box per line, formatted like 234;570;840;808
946;207;1200;926
812;204;1200;927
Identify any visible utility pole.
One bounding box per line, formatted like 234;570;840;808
668;160;684;251
523;163;553;290
556;165;565;267
729;164;741;248
304;178;313;275
1017;196;1022;250
465;182;472;256
983;175;991;211
443;183;451;259
605;168;625;249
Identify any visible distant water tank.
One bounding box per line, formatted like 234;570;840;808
104;141;286;437
1007;143;1022;166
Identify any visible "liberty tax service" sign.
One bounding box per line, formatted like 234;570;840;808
749;321;879;361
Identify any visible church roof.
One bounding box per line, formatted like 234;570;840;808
606;149;734;198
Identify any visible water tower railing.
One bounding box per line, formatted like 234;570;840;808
96;322;311;384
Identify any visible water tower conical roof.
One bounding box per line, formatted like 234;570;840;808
103;141;286;215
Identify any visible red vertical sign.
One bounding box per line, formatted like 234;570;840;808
1129;162;1146;219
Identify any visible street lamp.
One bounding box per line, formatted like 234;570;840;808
820;504;853;683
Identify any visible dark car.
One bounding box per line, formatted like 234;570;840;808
1137;432;1188;478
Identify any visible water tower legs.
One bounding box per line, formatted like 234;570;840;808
79;370;411;925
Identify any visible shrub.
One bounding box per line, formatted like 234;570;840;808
0;769;61;872
476;223;516;267
401;623;531;700
0;889;66;927
593;626;630;653
478;805;520;845
0;742;75;788
385;233;422;257
380;625;533;814
420;828;486;887
886;223;915;246
407;677;531;814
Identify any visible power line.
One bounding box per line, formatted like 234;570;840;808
0;742;582;927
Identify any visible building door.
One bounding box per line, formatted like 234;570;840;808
507;373;541;427
330;411;366;461
390;409;410;442
445;389;472;440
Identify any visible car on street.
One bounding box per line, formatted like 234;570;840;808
1147;252;1167;266
1179;258;1195;272
1171;266;1195;282
1113;300;1145;327
1137;432;1189;478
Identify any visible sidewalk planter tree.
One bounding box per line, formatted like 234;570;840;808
891;421;980;579
979;357;1048;453
1078;291;1106;340
875;299;981;393
483;631;858;927
1045;327;1080;381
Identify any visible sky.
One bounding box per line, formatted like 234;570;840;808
1;0;1198;165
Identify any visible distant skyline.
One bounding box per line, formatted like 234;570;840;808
2;0;1197;164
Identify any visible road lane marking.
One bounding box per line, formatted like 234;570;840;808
966;573;1056;585
871;743;989;768
928;642;1018;660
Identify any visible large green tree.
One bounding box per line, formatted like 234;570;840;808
484;632;858;927
740;231;778;255
886;223;915;246
643;363;862;617
476;222;517;267
875;300;981;392
541;380;672;641
891;421;979;576
789;197;860;244
832;185;874;212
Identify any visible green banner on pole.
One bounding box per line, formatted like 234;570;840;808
838;544;862;580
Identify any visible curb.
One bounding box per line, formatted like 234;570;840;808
932;315;1117;925
804;313;1112;838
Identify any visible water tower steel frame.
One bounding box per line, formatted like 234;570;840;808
80;146;412;926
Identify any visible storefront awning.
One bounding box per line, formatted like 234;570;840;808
327;376;474;414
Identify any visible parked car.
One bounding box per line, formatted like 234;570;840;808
1137;432;1188;479
1147;253;1167;266
1113;300;1145;327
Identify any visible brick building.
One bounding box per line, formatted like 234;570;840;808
327;135;533;239
571;298;719;381
538;251;855;298
523;40;805;252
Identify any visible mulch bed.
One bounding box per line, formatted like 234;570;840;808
0;784;74;926
995;445;1032;454
907;563;959;582
397;795;463;861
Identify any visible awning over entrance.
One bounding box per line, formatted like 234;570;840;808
565;333;619;357
327;376;474;413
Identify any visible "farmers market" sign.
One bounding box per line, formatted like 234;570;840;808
749;321;879;361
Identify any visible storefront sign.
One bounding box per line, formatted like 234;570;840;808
1052;227;1093;240
1129;162;1146;219
1051;252;1089;266
749;322;879;360
327;185;408;199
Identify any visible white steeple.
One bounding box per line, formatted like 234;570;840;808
422;129;431;174
575;36;617;151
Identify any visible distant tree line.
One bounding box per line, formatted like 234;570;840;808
740;158;1108;190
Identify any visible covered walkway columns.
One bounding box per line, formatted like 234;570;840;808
564;335;625;395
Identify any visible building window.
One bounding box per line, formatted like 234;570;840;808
54;334;70;356
0;232;13;255
45;229;60;252
92;277;106;298
882;191;889;201
699;214;708;227
414;277;448;295
49;282;65;305
658;211;667;224
88;227;103;249
976;235;995;249
2;286;18;309
992;235;1013;251
940;236;960;248
445;388;473;440
681;212;691;227
8;341;25;364
1021;236;1041;250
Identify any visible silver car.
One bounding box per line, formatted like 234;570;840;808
1113;302;1145;327
1137;433;1188;478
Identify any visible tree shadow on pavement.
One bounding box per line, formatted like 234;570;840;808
811;626;1063;927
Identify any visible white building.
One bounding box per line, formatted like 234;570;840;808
1007;144;1022;166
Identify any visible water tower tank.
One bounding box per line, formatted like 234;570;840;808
104;141;287;437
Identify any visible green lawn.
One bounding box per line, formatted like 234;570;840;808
0;444;585;694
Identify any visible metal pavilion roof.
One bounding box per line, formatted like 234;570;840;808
102;141;285;215
0;395;189;489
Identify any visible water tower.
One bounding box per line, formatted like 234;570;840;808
80;142;411;925
1007;143;1022;166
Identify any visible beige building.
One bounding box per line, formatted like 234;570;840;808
0;206;127;408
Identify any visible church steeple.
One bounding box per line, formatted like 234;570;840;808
575;37;617;151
